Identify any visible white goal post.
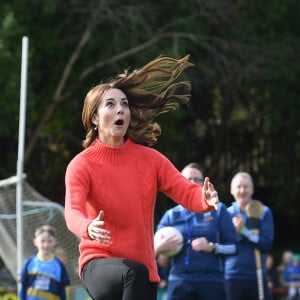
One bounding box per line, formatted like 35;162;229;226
0;176;90;299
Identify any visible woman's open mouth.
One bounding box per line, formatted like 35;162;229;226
115;119;124;126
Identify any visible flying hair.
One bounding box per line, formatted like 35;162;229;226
82;55;194;148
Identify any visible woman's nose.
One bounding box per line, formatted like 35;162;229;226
117;105;124;114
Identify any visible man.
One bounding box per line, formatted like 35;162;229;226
225;171;275;300
155;162;237;300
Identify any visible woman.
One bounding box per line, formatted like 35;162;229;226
64;55;219;300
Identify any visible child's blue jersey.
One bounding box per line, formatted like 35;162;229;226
20;254;70;300
156;202;237;282
284;264;300;283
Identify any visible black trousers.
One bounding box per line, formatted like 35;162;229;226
225;278;272;300
82;257;157;300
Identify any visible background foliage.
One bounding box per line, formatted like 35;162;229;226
1;0;299;256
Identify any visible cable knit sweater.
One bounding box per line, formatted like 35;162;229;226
65;138;213;282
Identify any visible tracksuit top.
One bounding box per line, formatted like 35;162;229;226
19;254;70;300
156;202;238;282
64;138;214;282
225;202;275;280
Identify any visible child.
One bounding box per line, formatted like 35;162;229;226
19;225;70;300
284;253;300;300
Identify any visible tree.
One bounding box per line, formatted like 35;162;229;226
0;0;299;249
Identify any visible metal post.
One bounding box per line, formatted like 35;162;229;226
16;36;29;294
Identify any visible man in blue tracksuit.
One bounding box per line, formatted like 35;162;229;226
225;171;275;300
155;162;238;300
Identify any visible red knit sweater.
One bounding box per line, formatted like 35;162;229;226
65;138;213;282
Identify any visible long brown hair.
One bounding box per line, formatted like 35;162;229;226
82;55;194;148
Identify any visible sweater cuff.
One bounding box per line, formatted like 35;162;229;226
215;244;237;255
240;226;259;243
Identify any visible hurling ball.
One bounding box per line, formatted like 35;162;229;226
154;226;184;257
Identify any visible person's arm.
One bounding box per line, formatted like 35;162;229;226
254;207;274;252
284;266;291;282
64;157;92;238
239;207;274;252
191;204;238;255
155;152;217;212
213;203;238;255
59;261;71;300
156;254;170;268
19;277;27;300
154;209;180;256
19;260;29;300
232;213;260;244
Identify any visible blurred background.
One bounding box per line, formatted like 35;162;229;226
0;0;299;288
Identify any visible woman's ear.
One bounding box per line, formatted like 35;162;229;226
92;114;98;126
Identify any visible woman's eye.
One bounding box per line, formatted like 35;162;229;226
106;101;114;107
122;101;129;107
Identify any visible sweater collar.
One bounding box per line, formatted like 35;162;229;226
87;138;138;165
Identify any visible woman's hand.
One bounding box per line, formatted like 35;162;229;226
202;177;219;210
88;210;111;244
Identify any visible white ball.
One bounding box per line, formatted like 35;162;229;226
154;226;184;257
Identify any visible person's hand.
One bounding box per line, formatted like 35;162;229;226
191;237;212;252
232;214;245;234
202;177;219;210
88;210;111;244
155;233;181;255
158;279;168;289
156;254;169;268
